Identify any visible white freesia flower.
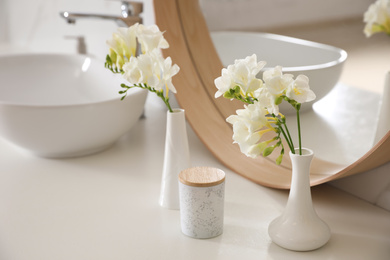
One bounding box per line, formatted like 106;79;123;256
263;65;283;82
106;36;125;70
214;68;234;98
107;26;138;63
254;87;279;115
228;54;266;95
106;34;122;55
107;43;125;70
123;54;157;87
116;26;138;58
122;50;179;93
263;66;294;97
137;24;169;54
122;56;141;84
364;0;390;37
106;23;168;67
214;54;266;98
158;55;180;93
226;103;272;158
286;75;316;103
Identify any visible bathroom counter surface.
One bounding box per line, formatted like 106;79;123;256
0;98;389;260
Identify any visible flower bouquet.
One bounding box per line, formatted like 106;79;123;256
105;24;190;209
214;54;315;164
105;23;179;112
215;54;332;251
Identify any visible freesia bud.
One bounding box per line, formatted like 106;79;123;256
263;145;275;157
275;153;283;165
274;96;283;105
223;91;234;99
116;55;125;70
109;49;117;64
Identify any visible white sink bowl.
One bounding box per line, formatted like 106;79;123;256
0;53;147;158
211;31;347;114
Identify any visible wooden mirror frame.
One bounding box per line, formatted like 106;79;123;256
153;0;390;189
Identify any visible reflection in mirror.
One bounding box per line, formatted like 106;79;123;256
200;0;390;101
199;1;390;164
154;0;390;189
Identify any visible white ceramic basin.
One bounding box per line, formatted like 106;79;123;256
0;53;147;158
211;31;347;114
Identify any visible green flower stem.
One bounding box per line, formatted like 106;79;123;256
274;114;295;154
237;94;255;104
283;121;295;154
164;97;173;113
119;83;173;113
278;123;294;153
148;86;173;113
296;107;302;155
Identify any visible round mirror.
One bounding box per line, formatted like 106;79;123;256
154;0;390;189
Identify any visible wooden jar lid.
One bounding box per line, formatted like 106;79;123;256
179;167;225;187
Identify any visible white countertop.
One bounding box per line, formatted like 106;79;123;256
0;95;389;260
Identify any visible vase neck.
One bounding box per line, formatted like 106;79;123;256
287;148;314;210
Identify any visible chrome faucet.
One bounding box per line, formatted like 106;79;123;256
60;1;143;27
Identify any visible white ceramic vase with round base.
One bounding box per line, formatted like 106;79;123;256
268;148;330;251
159;109;191;210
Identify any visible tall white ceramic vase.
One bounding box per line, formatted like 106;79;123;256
268;148;330;251
159;109;191;209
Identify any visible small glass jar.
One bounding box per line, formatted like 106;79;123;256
178;167;225;239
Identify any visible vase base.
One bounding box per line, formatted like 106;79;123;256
268;148;331;251
268;215;331;251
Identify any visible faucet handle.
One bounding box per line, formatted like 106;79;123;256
64;35;87;55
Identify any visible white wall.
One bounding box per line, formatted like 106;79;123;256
1;0;154;59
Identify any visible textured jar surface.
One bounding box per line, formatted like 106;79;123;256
179;181;225;239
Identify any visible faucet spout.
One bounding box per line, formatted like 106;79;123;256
60;1;143;27
60;12;141;27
